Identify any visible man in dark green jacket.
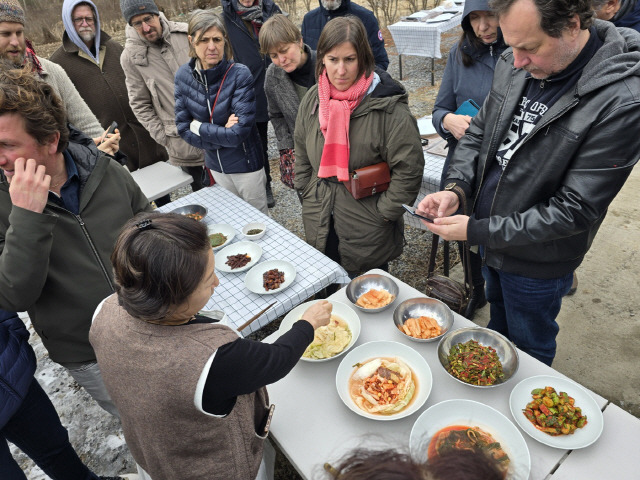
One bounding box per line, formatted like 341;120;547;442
0;65;152;415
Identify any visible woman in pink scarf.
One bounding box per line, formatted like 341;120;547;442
294;16;424;277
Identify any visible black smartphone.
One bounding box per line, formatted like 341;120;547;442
402;204;436;223
101;121;118;143
258;404;275;436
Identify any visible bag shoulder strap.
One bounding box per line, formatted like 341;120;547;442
209;63;234;123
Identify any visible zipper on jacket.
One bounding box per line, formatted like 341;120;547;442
216;149;225;173
49;204;115;292
242;142;249;165
480;79;579;257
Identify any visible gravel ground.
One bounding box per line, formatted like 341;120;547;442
12;29;462;479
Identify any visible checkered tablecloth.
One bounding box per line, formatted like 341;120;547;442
388;15;462;59
158;185;349;335
404;149;445;230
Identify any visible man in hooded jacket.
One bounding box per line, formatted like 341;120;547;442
418;0;640;366
302;0;389;70
50;0;170;183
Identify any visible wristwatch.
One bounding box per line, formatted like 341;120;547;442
444;182;465;211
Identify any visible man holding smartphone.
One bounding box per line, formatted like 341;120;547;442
418;0;640;366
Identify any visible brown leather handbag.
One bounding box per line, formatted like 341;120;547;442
424;186;472;315
343;162;391;199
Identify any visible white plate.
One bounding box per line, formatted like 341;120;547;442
410;399;531;480
335;341;432;421
215;241;263;273
278;300;361;362
244;260;296;294
509;375;604;449
207;224;235;251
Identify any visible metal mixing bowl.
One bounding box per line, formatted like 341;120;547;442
437;327;519;388
393;297;454;342
345;274;399;313
170;204;208;222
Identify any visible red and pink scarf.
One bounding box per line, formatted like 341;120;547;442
317;70;373;181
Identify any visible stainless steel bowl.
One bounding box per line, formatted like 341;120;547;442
393;297;454;342
345;274;399;313
170;204;208;222
437;327;519;388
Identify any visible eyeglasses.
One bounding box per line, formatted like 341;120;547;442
132;15;155;30
72;16;95;26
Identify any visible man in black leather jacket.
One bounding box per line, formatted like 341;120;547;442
417;0;640;366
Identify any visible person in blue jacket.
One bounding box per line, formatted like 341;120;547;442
593;0;640;32
0;309;115;479
221;0;282;208
175;10;268;214
431;0;507;320
302;0;389;71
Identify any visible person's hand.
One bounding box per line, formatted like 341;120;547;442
425;214;469;241
301;300;332;330
8;158;50;213
95;128;121;156
417;190;459;221
225;114;239;128
443;113;472;140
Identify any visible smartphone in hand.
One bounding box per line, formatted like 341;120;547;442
101;121;118;144
402;204;436;223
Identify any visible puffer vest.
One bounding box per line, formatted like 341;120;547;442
90;295;269;479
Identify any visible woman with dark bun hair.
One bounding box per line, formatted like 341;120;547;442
90;212;331;479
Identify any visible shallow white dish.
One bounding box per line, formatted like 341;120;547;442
335;341;432;421
244;260;296;294
278;300;361;363
410;399;531;480
509;375;604;449
207;224;235;251
242;222;267;240
215;241;263;273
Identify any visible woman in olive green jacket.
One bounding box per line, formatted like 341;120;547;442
293;17;423;276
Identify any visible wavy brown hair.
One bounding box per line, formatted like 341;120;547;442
0;62;69;152
111;212;211;323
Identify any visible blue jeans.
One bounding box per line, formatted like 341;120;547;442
483;265;573;366
0;378;99;480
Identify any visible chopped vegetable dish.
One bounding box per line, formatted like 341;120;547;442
447;340;504;386
209;233;227;247
246;228;263;235
523;386;588;436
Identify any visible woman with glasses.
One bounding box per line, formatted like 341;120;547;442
175;10;268;213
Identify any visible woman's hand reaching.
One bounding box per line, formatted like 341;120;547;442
301;300;332;330
443;113;472;140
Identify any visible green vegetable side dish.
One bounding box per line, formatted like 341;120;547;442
523;386;588;436
247;228;263;235
447;340;504;386
209;233;227;248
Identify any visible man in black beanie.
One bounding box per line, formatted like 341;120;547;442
120;0;206;192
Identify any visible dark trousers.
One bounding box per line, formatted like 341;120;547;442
0;378;98;480
182;165;205;192
256;121;271;184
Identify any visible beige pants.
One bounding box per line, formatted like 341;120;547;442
212;169;269;215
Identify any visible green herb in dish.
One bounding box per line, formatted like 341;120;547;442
209;233;227;248
447;339;504;386
246;228;263;235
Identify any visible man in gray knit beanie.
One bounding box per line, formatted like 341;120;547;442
120;0;159;25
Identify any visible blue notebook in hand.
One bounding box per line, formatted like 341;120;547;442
454;99;481;117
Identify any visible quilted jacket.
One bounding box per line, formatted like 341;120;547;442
0;310;36;428
175;57;264;174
